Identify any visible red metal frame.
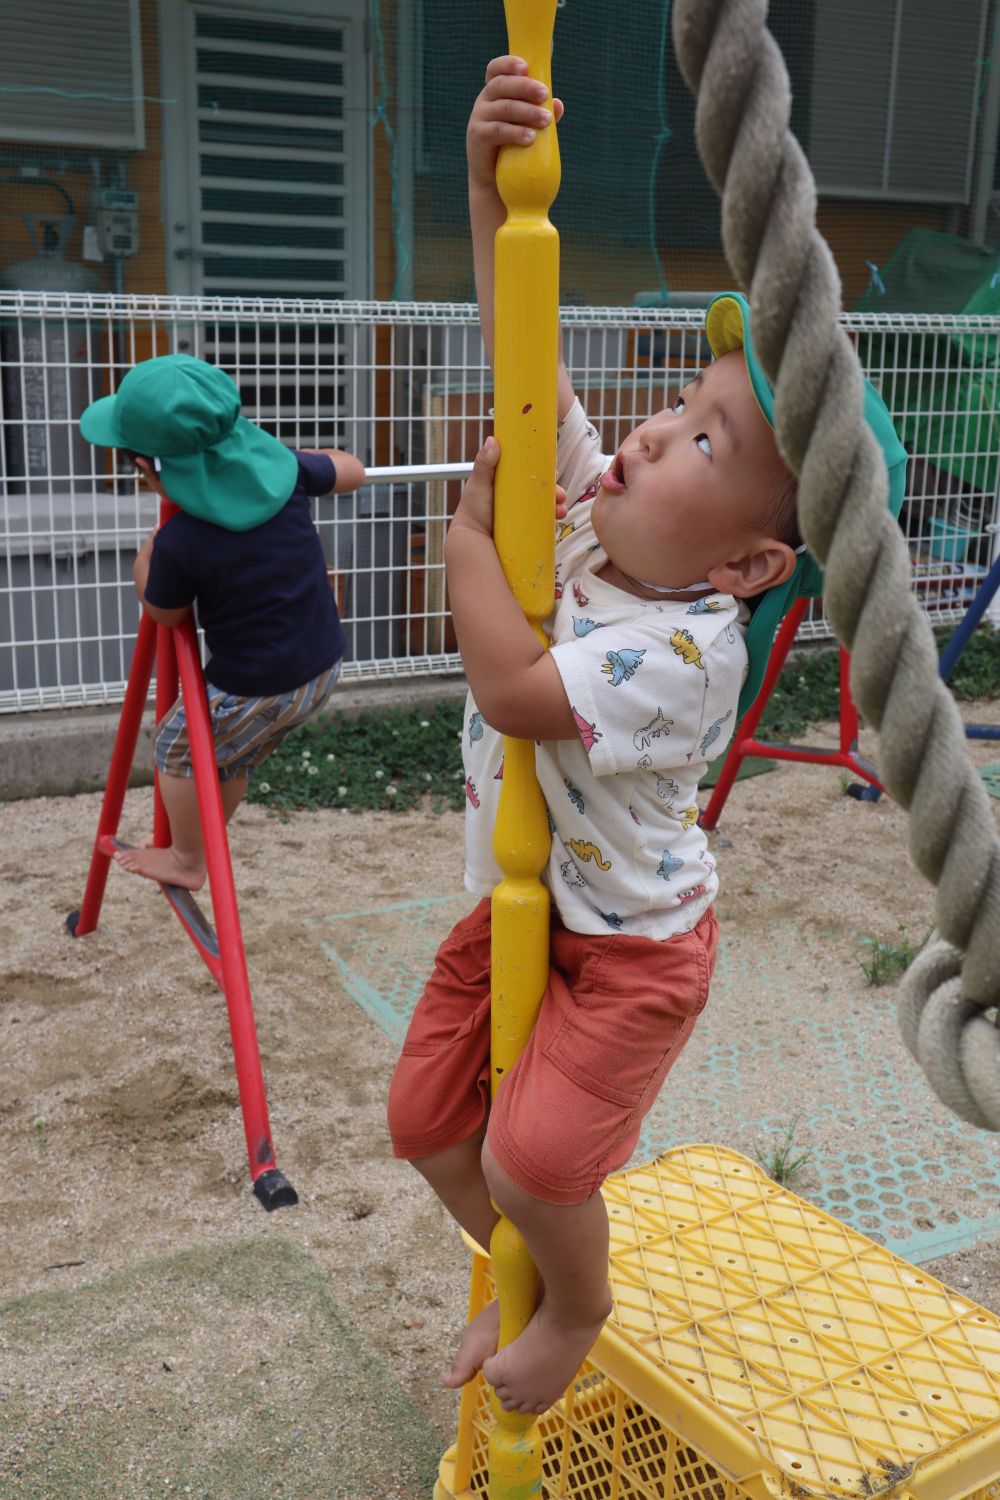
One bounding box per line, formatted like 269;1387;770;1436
69;500;288;1199
699;598;885;831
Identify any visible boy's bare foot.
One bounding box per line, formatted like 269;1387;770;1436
441;1298;500;1389
481;1296;609;1415
111;843;206;890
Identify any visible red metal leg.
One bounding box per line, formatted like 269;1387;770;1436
700;599;808;830
67;609;157;937
173;618;286;1199
71;493;294;1208
700;600;886;832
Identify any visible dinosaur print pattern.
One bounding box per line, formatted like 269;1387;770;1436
564;779;585;813
699;710;733;757
455;399;748;941
602;647;645;685
633;709;673;753
670;628;705;670
656;849;684;880
572;709;602;753
567;838;612;870
655;774;680;806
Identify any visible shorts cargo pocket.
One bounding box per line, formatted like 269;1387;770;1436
542;928;711;1111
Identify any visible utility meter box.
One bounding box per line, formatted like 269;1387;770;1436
94;188;139;258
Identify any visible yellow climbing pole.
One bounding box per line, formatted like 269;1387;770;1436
488;1;560;1496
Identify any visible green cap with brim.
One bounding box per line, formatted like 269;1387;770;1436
705;292;908;719
79;353;298;532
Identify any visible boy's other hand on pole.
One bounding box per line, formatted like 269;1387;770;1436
467;55;563;192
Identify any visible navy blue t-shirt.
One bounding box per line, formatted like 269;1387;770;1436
144;450;346;696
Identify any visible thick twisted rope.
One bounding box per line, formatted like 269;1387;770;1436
673;0;1000;1130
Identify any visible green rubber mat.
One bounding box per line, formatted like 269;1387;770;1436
978;762;1000;798
1;1239;440;1500
699;752;776;788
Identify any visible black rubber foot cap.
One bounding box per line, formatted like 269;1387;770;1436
846;782;883;803
66;909;81;937
253;1169;299;1211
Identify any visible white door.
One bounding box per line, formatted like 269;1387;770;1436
161;0;369;299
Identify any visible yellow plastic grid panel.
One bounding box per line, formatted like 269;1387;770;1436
436;1145;1000;1500
437;1365;743;1500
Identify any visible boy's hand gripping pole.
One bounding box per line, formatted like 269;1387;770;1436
488;2;560;1495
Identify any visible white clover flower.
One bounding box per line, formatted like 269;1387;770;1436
424;772;433;782
338;785;348;796
308;764;318;775
302;750;311;760
326;753;336;763
259;781;271;794
420;720;430;728
385;784;398;797
453;770;463;779
374;768;385;779
392;729;399;737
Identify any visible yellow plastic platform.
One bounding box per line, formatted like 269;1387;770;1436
435;1145;1000;1500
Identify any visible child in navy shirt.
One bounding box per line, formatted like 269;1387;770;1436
81;353;365;890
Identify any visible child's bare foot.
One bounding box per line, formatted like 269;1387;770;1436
111;843;206;890
481;1295;609;1415
441;1298;500;1389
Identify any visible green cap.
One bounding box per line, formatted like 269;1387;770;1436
79;353;298;532
705;292;908;719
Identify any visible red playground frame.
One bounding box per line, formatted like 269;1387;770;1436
699;597;885;831
66;499;297;1211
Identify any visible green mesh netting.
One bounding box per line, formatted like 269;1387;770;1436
0;1;993;308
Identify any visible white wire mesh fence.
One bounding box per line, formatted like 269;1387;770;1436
1;291;998;713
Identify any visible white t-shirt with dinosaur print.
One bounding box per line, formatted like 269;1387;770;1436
462;398;750;939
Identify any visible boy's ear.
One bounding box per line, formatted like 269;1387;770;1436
133;456;168;497
708;540;798;599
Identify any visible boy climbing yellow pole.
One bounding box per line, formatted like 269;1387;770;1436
488;4;560;1490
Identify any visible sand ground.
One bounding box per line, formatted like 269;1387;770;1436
3;706;1000;1497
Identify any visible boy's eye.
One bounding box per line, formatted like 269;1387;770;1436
672;397;685;413
696;434;712;456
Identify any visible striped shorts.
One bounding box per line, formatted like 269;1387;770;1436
153;660;342;780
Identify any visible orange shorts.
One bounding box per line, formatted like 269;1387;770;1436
387;898;718;1205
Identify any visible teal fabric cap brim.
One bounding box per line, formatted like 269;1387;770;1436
81;403;297;532
705;292;908;720
79;394;125;447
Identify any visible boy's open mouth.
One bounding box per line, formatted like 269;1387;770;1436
601;452;627;493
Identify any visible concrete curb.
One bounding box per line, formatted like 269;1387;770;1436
0;675;468;802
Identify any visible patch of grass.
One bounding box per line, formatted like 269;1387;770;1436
754;1117;812;1186
756;625;1000;743
858;926;925;986
757;646;840;741
946;624;1000;700
243;624;1000;817
246;698;466;814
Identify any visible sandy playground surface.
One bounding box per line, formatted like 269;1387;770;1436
3;704;1000;1497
